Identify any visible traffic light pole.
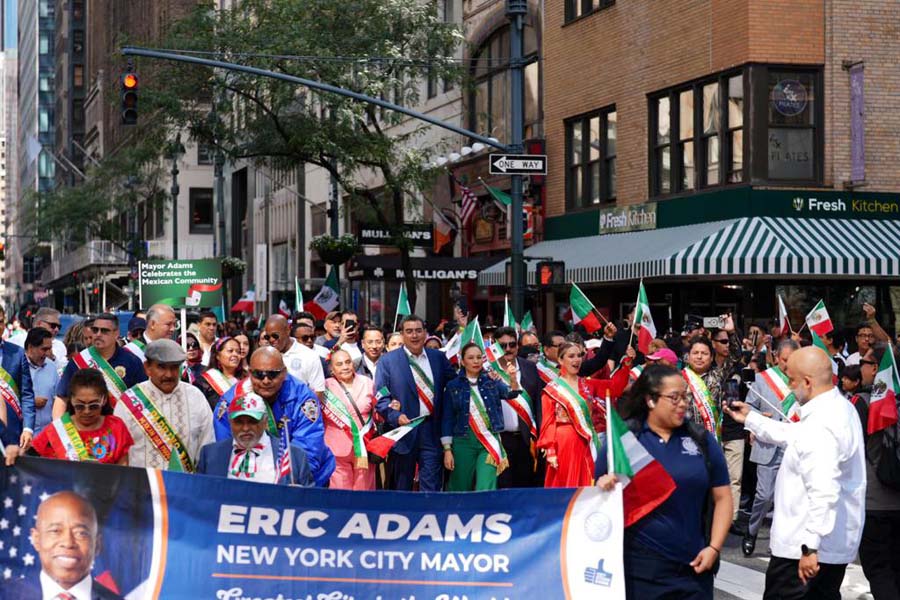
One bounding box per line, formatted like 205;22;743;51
507;0;527;320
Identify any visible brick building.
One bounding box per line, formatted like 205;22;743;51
479;0;900;337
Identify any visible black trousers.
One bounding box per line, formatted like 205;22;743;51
763;556;846;600
859;510;900;600
497;431;535;488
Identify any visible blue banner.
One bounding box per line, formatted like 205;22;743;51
0;458;624;599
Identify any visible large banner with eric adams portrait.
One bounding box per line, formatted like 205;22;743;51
0;458;623;600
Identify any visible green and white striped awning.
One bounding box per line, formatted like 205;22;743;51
477;217;900;286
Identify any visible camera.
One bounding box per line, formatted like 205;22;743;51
702;316;726;329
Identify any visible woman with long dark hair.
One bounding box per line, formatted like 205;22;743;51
596;364;732;599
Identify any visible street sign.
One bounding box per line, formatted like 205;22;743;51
357;223;433;248
139;259;223;308
489;153;547;175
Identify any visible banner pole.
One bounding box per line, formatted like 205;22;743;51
181;308;188;352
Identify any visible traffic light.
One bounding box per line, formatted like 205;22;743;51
536;261;565;289
121;69;139;125
0;242;6;261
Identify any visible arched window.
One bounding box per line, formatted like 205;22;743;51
469;25;540;142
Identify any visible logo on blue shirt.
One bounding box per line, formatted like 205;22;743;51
584;559;613;587
681;437;701;456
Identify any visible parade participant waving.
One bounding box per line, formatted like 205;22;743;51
196;336;245;409
597;364;732;600
6;369;134;466
322;349;378;490
114;339;214;471
538;341;633;487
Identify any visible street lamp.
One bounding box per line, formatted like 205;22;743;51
169;133;185;260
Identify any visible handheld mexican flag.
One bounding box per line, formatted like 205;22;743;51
521;311;534;332
606;394;676;526
230;286;257;314
305;267;340;320
294;277;304;312
811;331;839;378
757;366;800;422
805;300;833;336
277;299;291;318
633;282;657;354
868;344;900;435
365;416;428;461
570;283;603;334
460;316;485;350
777;294;791;336
442;331;462;364
394;282;412;330
503;295;517;330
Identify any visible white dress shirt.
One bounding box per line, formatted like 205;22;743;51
744;387;866;563
283;339;326;392
40;570;92;600
404;346;434;384
114;380;215;470
363;355;378;379
499;359;521;433
228;433;277;484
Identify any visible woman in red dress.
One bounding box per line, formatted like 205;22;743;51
4;368;133;466
538;341;634;487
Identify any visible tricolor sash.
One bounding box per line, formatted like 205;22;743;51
47;413;92;461
123;339;146;362
0;366;21;419
322;386;373;468
72;347;128;407
485;358;537;438
202;368;235;397
536;357;559;384
467;384;508;473
683;368;720;439
544;377;602;464
120;386;194;472
407;356;435;417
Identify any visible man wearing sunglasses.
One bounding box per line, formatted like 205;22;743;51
213;347;334;487
54;314;147;419
263;314;326;398
0;307;36;452
8;307;69;371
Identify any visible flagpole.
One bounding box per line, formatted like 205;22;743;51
744;384;788;419
393;283;404;333
605;390;614;477
281;416;294;486
627;281;641;349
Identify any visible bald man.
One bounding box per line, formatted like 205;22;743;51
3;491;124;599
212;347;334;487
726;346;865;600
262;314;325;395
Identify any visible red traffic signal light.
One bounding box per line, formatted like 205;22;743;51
123;73;139;89
121;70;139;125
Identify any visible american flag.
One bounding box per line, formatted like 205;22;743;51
277;423;293;482
0;471;44;584
457;181;479;225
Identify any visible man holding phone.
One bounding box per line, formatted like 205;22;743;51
323;310;364;368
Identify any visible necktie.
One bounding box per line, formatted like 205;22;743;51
56;593;76;600
230;443;264;478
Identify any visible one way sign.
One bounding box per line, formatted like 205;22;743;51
489;154;547;175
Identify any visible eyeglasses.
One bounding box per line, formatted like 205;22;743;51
299;335;314;342
655;393;690;405
44;322;61;330
499;341;518;349
90;326;114;335
250;368;285;381
263;332;281;342
71;403;102;412
859;359;878;367
713;338;729;344
857;333;875;339
186;342;200;350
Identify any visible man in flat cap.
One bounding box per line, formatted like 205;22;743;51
113;339;214;470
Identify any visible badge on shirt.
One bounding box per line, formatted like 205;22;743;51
115;365;127;378
216;401;228;420
301;398;319;422
681;437;701;456
291;358;302;371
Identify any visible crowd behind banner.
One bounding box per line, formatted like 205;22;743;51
1;287;899;599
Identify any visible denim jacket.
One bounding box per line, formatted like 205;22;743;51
441;371;518;441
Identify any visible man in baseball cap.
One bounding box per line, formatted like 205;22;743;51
196;390;313;486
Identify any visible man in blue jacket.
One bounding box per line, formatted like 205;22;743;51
213;347;334;486
198;392;313;486
0;308;36;449
375;314;456;491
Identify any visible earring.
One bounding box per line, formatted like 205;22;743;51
648;400;656;408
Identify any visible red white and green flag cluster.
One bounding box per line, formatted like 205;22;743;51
569;283;603;334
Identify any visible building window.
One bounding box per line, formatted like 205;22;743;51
565;0;614;23
73;65;84;89
650;70;745;197
566;107;616;208
39;109;50;133
197;144;214;165
189;188;214;234
469;25;539;141
767;71;817;181
39;76;51;92
39;34;50;55
155;200;165;239
441;0;455;93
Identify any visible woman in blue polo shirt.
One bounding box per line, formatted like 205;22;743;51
596;364;732;599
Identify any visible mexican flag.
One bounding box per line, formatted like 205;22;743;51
365;415;428;461
758;366;800;422
305;267;340;320
503;295;517;330
777;294;791;337
230;287;256;314
295;277;304;312
521;311;535;332
460;316;484;350
570;283;603;334
811;331;839;378
277;299;291;318
442;331;462;365
394;282;412;330
805;300;833;336
868;345;900;435
634;282;656;354
607;398;676;526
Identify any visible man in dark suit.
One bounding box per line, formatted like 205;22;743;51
493;327;544;488
1;491;124;599
375;314;456;491
0;306;35;449
199;391;314;486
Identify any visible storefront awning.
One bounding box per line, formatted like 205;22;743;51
478;217;900;286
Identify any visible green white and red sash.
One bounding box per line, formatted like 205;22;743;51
72;347;128;407
322;386;373;468
120;385;194;472
0;366;21;419
123;338;146;362
202;368;234;397
46;413;92;461
544;377;601;463
483;349;537;437
683;368;720;439
536;356;559;384
467;384;508;473
407;356;435;417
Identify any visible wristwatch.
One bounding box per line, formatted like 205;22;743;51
801;544;818;557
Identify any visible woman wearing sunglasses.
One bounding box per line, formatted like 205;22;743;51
5;369;134;466
196;337;246;409
179;332;204;385
537;341;634;487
